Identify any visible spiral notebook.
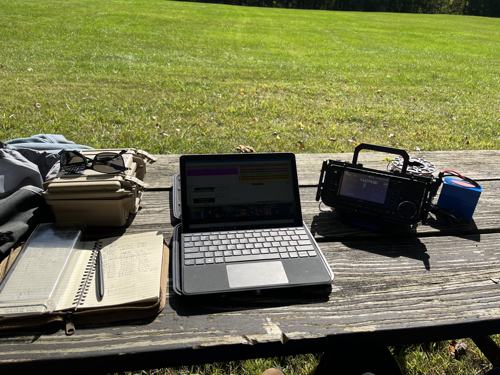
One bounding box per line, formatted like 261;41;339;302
0;229;164;317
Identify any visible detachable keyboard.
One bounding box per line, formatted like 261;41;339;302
182;227;317;266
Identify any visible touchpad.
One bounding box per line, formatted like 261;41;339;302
226;261;289;288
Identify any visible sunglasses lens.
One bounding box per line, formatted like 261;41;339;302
93;152;126;174
60;151;87;172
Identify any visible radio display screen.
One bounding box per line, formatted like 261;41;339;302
339;170;390;204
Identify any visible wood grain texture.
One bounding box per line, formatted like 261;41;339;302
145;150;500;189
1;150;500;374
2;233;500;374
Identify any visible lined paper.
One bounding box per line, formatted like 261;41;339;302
58;232;164;310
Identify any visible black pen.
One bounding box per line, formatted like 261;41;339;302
97;250;105;299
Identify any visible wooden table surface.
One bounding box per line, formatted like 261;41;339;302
1;150;500;374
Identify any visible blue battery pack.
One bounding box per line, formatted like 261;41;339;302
436;177;482;221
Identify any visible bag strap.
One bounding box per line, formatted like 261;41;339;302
123;175;149;190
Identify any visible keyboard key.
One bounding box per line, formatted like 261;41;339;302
196;259;205;265
185;253;204;259
233;250;242;256
297;245;315;251
214;251;224;257
223;250;233;257
242;249;251;255
278;247;288;253
289;252;299;258
185;259;195;266
205;258;215;264
251;249;260;255
185;247;200;253
298;251;309;258
215;257;224;263
270;248;279;253
308;251;317;257
280;253;290;259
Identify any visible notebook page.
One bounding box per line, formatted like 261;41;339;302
76;232;164;309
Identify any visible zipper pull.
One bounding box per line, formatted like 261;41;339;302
65;313;76;335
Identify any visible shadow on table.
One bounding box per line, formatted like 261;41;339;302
310;210;419;240
340;237;431;271
425;216;481;241
168;283;332;317
310;212;431;270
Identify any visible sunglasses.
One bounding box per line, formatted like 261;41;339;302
59;150;129;174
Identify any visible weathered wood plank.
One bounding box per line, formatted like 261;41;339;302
128;179;500;241
2;233;500;373
145;150;500;189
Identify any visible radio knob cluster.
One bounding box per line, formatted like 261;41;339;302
397;201;417;219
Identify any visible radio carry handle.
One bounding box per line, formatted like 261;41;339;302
352;143;410;174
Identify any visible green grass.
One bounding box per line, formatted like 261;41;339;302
1;0;500;153
2;1;500;373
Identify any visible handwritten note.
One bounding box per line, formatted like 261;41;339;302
57;232;164;311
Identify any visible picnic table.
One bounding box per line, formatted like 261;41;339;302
1;150;500;374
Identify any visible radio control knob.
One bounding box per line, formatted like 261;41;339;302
397;201;417;219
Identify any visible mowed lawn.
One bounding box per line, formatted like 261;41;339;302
1;0;499;154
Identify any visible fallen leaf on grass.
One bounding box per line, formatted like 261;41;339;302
34;103;41;108
328;138;337;142
252;117;258;122
388;134;395;138
449;340;468;360
155;123;161;129
152;115;157;120
176;129;180;135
